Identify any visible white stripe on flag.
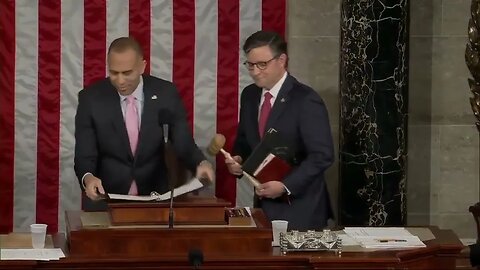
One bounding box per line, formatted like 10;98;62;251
106;0;129;74
59;0;84;231
150;0;173;81
236;0;262;208
194;0;218;196
14;0;39;231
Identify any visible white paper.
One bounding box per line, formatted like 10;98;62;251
343;227;426;249
343;227;414;237
107;178;204;201
253;153;275;176
0;248;65;261
353;236;426;249
107;194;156;201
336;233;359;246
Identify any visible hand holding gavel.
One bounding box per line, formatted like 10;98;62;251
207;134;260;188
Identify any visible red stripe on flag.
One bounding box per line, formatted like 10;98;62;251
262;0;286;38
0;0;15;233
129;0;151;74
37;0;61;233
216;0;240;205
172;0;195;131
84;0;106;86
82;0;106;211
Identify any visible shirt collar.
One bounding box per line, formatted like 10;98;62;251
119;76;144;101
262;71;287;99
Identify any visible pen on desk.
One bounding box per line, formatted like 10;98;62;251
376;239;408;243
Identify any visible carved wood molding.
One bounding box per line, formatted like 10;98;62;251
466;0;480;132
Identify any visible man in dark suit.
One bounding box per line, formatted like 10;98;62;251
225;31;334;230
74;37;213;202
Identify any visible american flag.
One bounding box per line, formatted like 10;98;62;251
0;0;286;233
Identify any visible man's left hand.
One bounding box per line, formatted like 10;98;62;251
196;160;215;183
255;181;286;199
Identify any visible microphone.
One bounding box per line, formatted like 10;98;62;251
162;122;169;143
158;109;173;144
159;109;176;229
188;249;204;269
207;134;260;188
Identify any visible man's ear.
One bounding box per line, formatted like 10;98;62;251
140;59;147;74
278;53;288;67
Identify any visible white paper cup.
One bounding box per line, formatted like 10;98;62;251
271;220;288;246
30;224;47;249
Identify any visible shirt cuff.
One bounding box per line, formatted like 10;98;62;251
81;172;93;189
283;184;291;196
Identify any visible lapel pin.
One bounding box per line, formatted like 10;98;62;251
280;98;286;103
151;95;158;100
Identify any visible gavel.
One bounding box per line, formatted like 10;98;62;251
207;134;260;188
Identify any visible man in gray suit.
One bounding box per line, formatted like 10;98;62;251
225;31;334;230
74;37;213;202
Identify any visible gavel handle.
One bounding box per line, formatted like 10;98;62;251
219;149;232;159
219;148;260;188
242;171;261;188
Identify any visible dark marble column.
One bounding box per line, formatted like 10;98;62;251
339;0;409;226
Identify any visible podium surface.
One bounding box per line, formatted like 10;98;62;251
0;223;465;270
0;196;465;270
66;207;273;257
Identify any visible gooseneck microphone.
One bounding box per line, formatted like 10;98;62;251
188;249;204;269
159;109;176;229
162;121;169;144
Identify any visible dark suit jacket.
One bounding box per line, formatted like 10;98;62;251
74;75;205;197
233;74;334;231
470;243;480;267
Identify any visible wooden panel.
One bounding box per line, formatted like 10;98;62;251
107;196;231;226
67;209;272;257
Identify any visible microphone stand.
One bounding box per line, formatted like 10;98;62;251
163;123;176;229
168;178;174;229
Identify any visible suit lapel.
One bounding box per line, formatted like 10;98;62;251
105;85;134;159
264;74;294;134
250;87;262;143
136;79;156;158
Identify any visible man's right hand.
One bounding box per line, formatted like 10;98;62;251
84;174;105;201
225;155;243;176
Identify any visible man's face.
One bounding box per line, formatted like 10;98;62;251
245;45;286;90
108;49;146;96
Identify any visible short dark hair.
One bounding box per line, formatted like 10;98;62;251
242;31;287;56
108;36;144;59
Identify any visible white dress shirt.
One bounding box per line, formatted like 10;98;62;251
258;71;288;117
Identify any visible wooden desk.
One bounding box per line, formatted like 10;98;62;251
36;228;463;269
0;214;464;270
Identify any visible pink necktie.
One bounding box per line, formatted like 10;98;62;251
125;96;139;195
258;92;272;138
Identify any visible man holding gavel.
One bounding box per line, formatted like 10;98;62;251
223;30;335;231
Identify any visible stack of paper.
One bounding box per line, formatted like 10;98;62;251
0;248;65;261
107;178;204;201
343;227;426;249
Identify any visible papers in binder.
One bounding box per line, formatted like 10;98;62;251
107;178;204;202
243;128;294;183
343;227;426;249
252;153;292;183
253;153;276;175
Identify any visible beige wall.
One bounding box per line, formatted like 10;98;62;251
288;0;479;239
